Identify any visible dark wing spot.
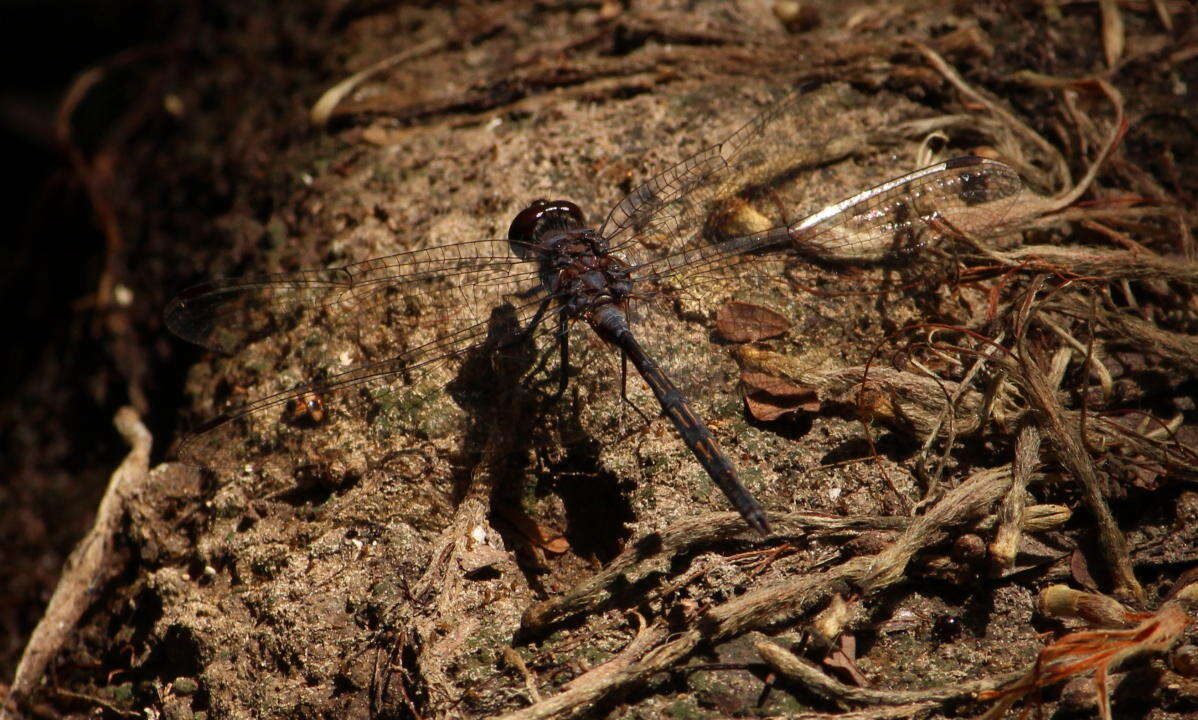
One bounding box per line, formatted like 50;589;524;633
957;167;992;207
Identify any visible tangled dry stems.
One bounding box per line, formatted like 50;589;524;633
485;39;1198;720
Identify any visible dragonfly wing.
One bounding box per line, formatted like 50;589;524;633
598;83;872;260
615;157;1025;525
174;287;560;477
788;156;1027;260
165;239;544;355
165;239;561;475
629;156;1026;285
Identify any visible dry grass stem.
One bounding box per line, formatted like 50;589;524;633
1099;0;1125;68
506;463;1023;719
987;244;1198;284
522;511;915;633
1017;344;1146;604
856;467;1012;592
756;639;1019;706
989;422;1041;572
310;38;448;127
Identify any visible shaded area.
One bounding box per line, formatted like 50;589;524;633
0;0;182;682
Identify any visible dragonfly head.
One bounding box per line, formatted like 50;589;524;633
508;199;586;257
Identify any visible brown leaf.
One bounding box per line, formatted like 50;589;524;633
852;386;894;423
741;371;820;421
715;301;790;342
822;634;868;687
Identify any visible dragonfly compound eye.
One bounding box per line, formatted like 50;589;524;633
508;199;586;246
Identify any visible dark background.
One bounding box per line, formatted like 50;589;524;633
0;0;174;679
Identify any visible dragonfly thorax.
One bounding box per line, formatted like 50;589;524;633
555;247;633;321
508;198;632;320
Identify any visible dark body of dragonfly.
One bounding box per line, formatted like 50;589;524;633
166;83;1025;536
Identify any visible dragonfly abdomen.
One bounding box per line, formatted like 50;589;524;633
590;304;771;535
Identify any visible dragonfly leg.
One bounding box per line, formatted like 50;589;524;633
766;187;792;228
517;295;554;343
548;309;570;402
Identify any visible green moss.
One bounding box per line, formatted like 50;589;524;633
110;682;134;702
580;645;612;665
736;464;765;490
173;677;199;695
370;382;454;438
762;686;808;714
666;697;702;720
642;452;670;473
713;395;742;418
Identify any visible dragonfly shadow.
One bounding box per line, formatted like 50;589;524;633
535;422;635;564
444;303;633;570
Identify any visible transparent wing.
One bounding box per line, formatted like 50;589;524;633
165;239;544;355
165;239;560;475
629;156;1027;286
172;289;561;476
611;158;1025;523
599;83;870;259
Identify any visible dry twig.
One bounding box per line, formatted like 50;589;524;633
756;639;1019;706
1018;343;1146;605
6;408;152;713
504;464;1020;720
989;422;1041;572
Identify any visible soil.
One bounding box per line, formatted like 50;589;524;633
4;1;1198;719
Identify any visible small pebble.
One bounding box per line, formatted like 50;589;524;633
174;676;199;695
1172;645;1198;677
772;1;820;33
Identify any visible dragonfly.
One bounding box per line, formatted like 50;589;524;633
165;82;1025;536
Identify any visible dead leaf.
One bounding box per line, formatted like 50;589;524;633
706;197;772;240
741;371;820;421
361;123;413;146
853;386;895;423
733;343;836;382
822;634;868;687
715;301;790;342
